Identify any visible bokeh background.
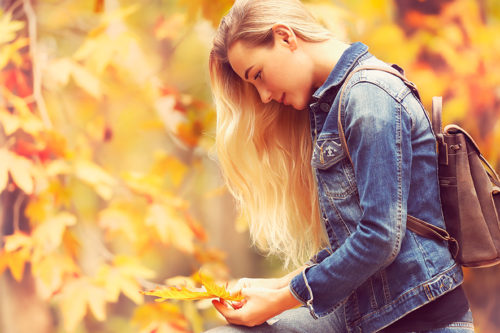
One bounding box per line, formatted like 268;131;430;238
1;0;499;332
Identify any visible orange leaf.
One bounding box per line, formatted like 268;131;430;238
141;286;213;301
141;273;243;302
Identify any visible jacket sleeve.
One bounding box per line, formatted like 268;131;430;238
289;82;413;318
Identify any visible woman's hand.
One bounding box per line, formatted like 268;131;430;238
212;286;301;327
228;277;283;295
227;265;307;295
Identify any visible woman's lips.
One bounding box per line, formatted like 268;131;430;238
279;93;286;105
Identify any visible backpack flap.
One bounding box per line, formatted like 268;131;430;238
439;123;500;267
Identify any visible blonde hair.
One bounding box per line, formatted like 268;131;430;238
209;0;332;268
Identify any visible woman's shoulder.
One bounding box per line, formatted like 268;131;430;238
344;58;413;104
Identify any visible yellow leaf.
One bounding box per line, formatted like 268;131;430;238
0;250;7;275
32;253;78;299
0;108;20;135
142;285;212;301
45;159;71;177
145;203;194;253
43;58;73;88
98;208;137;242
3;231;32;252
74;159;116;200
155;95;185;135
155;14;186;41
5;248;30;282
196;272;239;301
70;62;102;99
58;277;108;331
32;212;77;253
132;303;189;333
8;151;35;194
96;255;155;304
141;272;243;302
1;86;31;115
0;12;25;44
2;232;32;281
151;151;188;187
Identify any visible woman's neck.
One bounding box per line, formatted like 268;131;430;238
300;38;350;89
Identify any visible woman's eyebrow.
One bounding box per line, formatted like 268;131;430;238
244;65;254;80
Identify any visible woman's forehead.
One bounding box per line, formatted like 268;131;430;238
228;41;260;80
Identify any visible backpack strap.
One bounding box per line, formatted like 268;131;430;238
336;65;458;255
432;96;452;166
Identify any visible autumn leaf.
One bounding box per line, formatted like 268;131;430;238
31;212;77;254
2;232;33;282
74;159;116;200
141;272;244;303
95;255;155;304
0;148;37;194
0;12;25;44
98;207;137;242
31;253;79;299
132;303;189;333
56;277;108;332
145;202;194;253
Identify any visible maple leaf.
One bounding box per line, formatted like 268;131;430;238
56;277;108;331
141;272;244;303
96;255;155;304
132;303;189;333
74;159;116;200
2;232;33;281
145;203;194;253
0;148;37;194
0;12;25;44
31;253;79;299
32;212;77;254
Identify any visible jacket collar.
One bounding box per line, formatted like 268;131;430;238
311;42;369;101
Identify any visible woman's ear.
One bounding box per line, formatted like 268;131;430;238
271;23;297;51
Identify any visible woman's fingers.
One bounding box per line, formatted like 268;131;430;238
212;299;243;325
228;277;250;295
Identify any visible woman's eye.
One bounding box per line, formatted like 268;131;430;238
254;71;262;80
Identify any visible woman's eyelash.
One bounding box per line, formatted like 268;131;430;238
254;71;262;80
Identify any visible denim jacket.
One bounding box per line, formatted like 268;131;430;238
289;42;463;332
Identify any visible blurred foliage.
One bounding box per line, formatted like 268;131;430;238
0;0;499;332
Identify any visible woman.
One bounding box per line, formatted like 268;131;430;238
207;0;473;332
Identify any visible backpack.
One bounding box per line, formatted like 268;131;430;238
337;65;500;268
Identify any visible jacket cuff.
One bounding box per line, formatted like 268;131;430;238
289;265;319;319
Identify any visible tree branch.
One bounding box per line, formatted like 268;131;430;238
22;0;52;129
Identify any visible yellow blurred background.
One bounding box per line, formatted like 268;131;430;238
0;0;499;332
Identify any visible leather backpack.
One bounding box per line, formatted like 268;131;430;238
338;65;500;268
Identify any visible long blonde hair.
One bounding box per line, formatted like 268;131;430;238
209;0;332;268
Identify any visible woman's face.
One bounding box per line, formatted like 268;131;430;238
227;28;315;111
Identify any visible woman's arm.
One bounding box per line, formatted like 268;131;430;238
228;265;307;292
289;81;414;318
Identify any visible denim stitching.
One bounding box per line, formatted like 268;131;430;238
351;264;461;325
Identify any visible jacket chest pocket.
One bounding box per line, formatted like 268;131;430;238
312;134;357;199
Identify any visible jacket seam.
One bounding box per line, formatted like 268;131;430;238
351;264;461;326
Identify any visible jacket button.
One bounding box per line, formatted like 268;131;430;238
440;276;452;292
320;103;330;112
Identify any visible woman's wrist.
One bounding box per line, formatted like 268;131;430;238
277;265;307;289
275;285;301;311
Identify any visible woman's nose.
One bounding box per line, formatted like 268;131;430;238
257;86;272;104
